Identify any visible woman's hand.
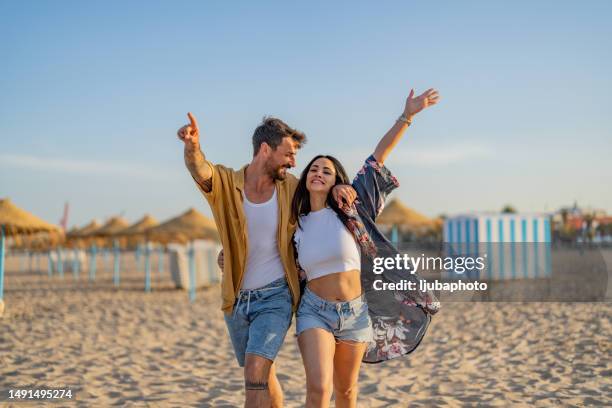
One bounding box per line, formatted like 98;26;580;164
372;87;440;164
404;88;440;119
332;184;358;208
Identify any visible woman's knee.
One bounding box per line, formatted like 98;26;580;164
334;382;358;401
307;379;333;399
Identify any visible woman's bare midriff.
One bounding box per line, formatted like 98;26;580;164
306;269;362;301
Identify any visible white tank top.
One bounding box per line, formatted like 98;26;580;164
241;188;286;289
293;207;361;281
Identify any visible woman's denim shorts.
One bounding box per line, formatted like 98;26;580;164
296;286;373;343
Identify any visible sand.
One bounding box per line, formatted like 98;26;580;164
1;251;611;407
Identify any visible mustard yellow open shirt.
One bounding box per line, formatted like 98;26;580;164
194;161;300;314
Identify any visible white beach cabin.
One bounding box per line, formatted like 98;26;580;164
443;213;552;280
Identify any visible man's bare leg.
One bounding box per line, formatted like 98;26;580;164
244;353;284;408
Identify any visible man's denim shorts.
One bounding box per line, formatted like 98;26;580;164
296;286;373;343
224;278;293;367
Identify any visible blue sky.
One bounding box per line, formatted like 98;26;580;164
1;1;611;227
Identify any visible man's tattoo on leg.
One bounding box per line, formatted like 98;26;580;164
245;380;269;390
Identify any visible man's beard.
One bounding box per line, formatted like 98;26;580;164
268;164;289;181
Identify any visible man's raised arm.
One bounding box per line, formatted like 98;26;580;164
177;112;214;192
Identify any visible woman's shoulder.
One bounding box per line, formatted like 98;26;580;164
298;208;338;226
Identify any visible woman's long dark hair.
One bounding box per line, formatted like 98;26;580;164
291;155;351;229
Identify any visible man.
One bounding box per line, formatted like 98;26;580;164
177;113;355;407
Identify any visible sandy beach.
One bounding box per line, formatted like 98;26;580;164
1;252;611;407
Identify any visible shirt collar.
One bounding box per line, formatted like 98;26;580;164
234;165;248;192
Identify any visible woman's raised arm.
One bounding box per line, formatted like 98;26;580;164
372;88;440;164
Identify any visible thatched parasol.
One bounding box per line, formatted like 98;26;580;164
117;214;158;237
0;198;62;237
116;214;159;250
72;220;101;238
146;208;218;244
0;198;62;316
377;198;434;229
89;217;130;237
79;217;129;250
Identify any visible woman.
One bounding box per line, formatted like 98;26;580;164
291;87;440;408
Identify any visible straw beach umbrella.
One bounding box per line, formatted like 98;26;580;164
73;220;101;238
0;198;61;236
90;216;130;238
116;214;159;292
66;220;100;248
0;198;62;316
146;208;218;244
67;220;100;240
119;214;158;238
65;220;101;280
65;220;103;280
146;208;218;301
377;198;434;246
84;217;129;285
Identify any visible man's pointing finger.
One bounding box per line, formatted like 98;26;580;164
187;112;199;131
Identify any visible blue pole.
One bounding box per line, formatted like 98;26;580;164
89;244;97;281
113;239;120;286
135;244;141;266
207;247;214;283
104;247;110;270
58;247;64;278
0;226;5;302
158;245;164;276
189;242;196;302
145;243;151;293
47;251;53;277
72;248;79;280
391;225;399;249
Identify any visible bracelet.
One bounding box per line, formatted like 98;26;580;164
397;113;412;126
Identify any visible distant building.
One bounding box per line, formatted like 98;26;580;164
551;203;611;242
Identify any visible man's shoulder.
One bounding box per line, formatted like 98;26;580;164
211;163;247;180
210;162;235;173
285;172;299;189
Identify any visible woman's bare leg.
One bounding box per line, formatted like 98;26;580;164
332;340;368;408
298;328;336;408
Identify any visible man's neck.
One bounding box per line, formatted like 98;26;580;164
243;157;276;204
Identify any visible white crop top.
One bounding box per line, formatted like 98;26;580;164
293;207;361;281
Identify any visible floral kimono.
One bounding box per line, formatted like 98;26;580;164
344;155;440;363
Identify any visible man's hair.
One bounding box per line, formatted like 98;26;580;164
252;117;307;156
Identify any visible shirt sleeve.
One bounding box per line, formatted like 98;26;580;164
291;232;304;272
192;160;221;206
351;154;400;220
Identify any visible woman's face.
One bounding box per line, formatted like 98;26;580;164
306;157;336;195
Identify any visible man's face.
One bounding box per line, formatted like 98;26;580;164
265;137;298;180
